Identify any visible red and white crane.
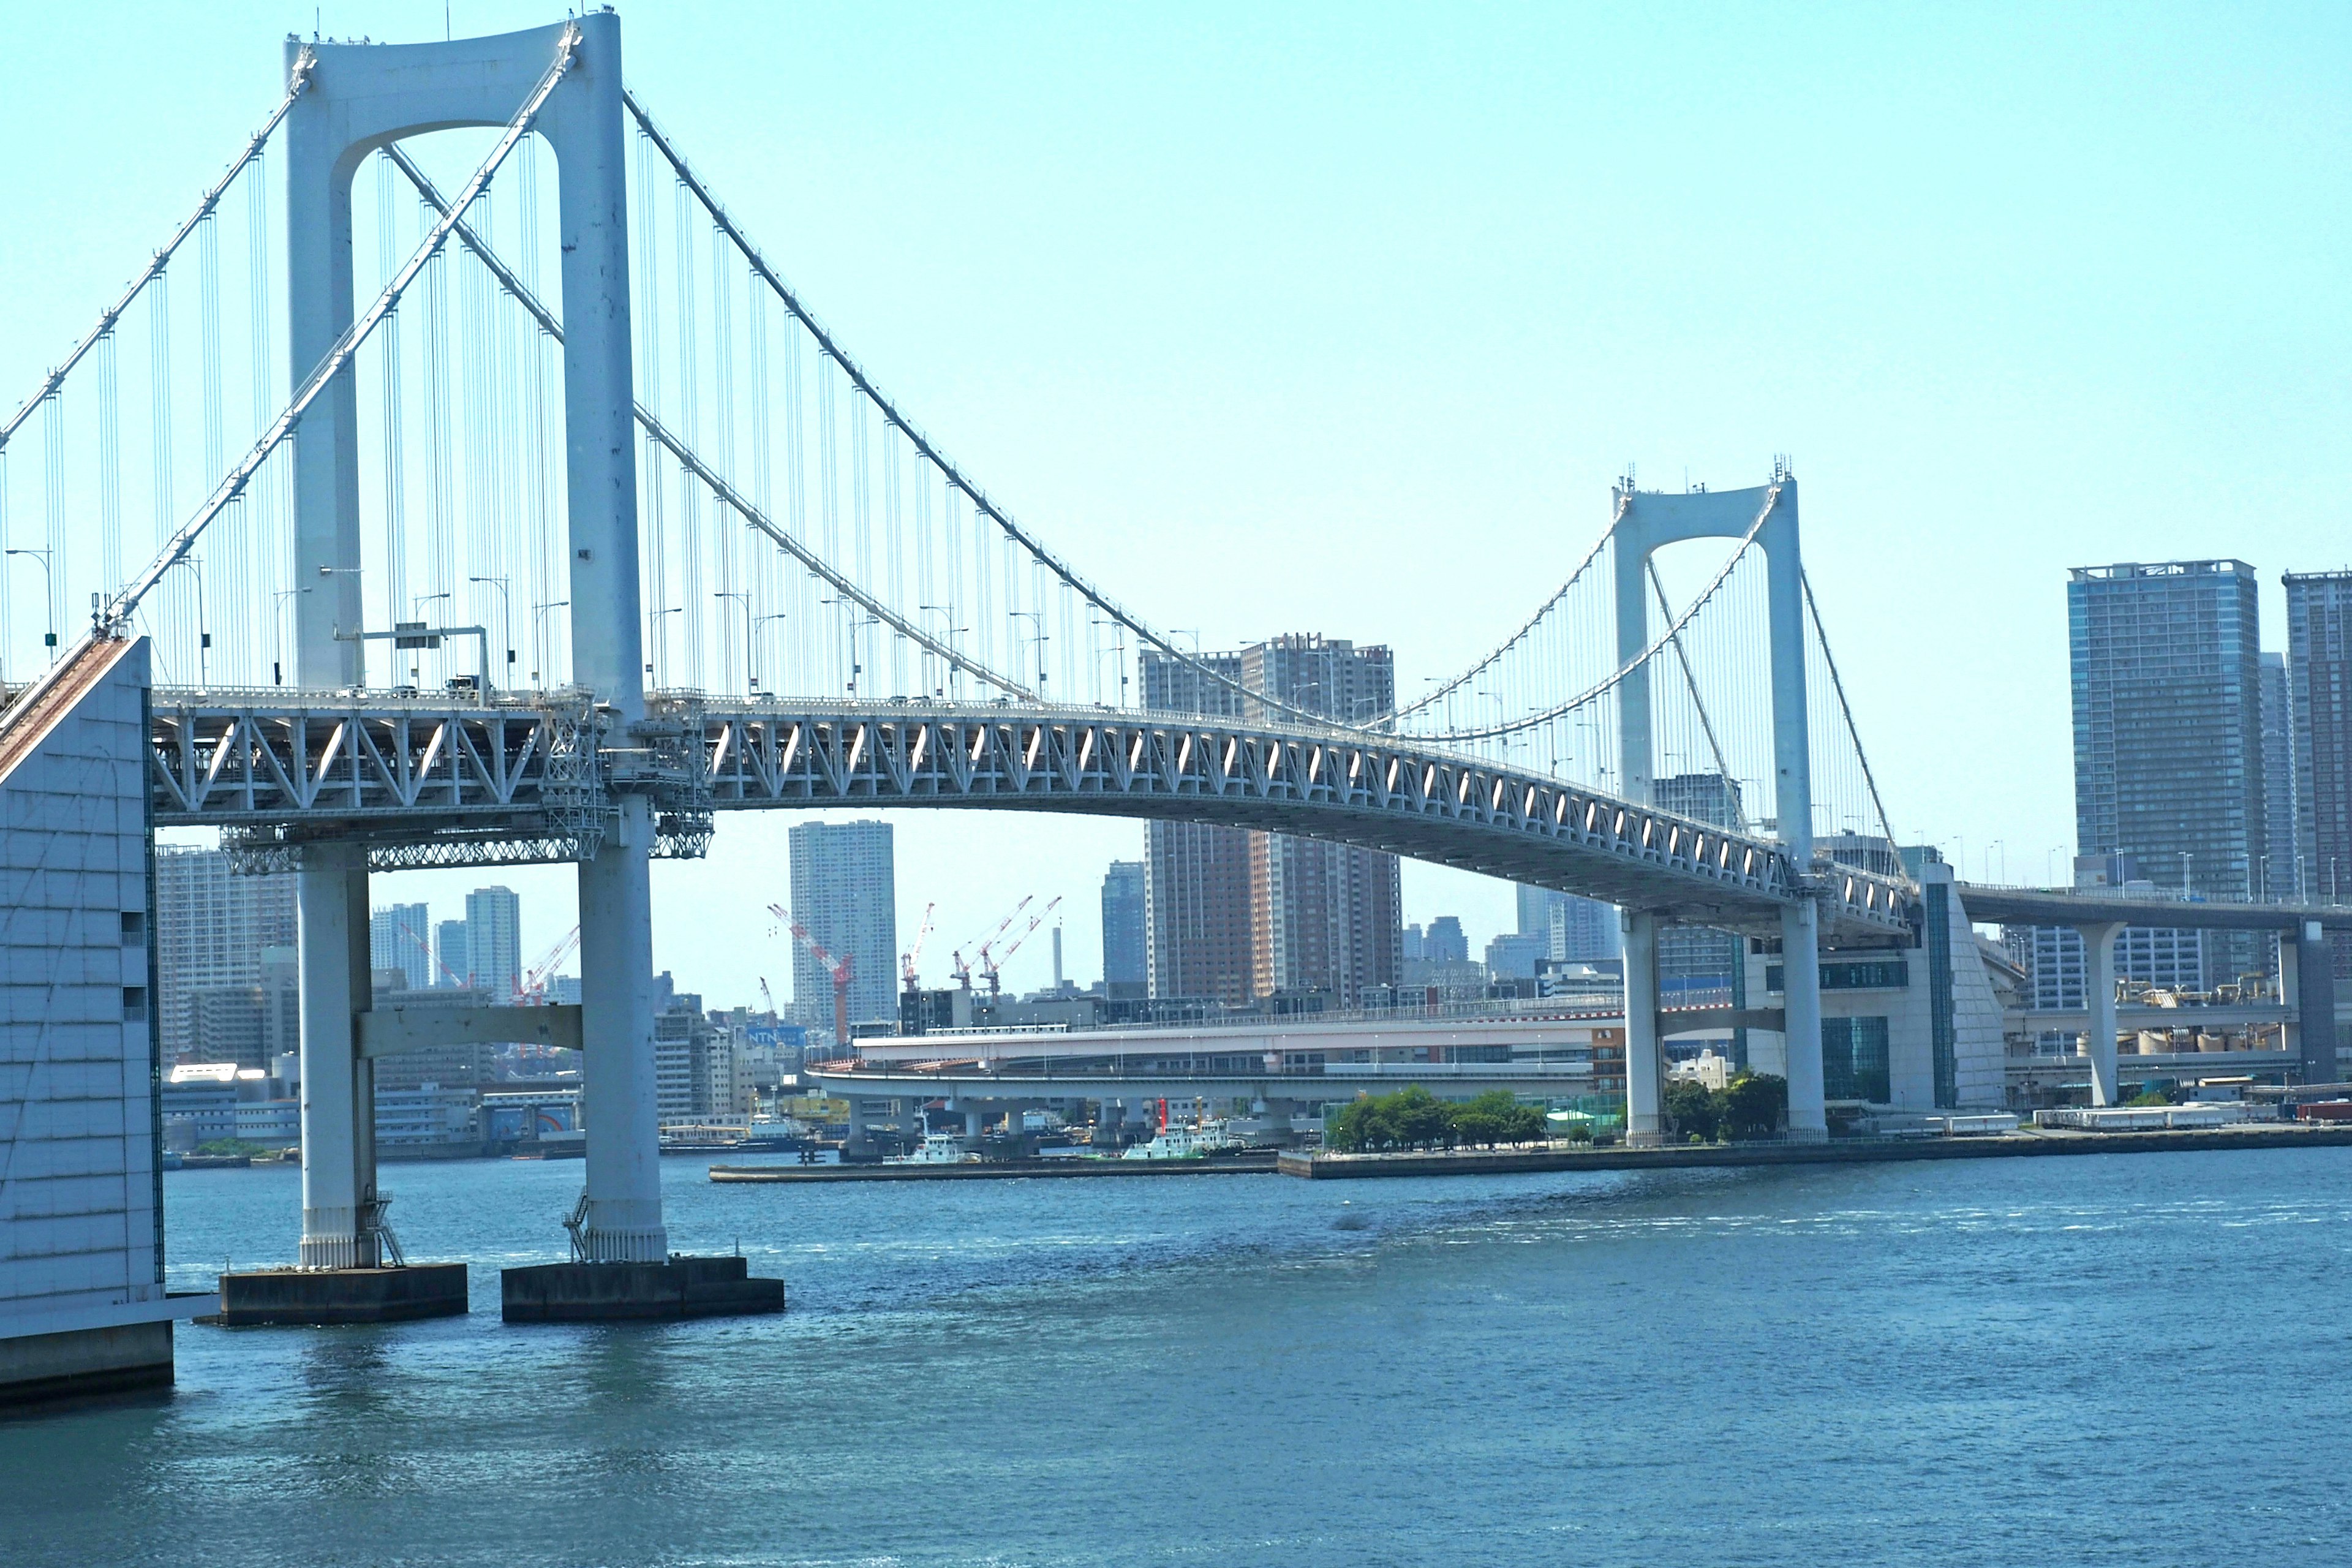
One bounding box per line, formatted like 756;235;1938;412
514;925;581;1004
767;903;855;1048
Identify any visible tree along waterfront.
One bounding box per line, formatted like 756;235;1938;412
1663;1072;1788;1142
1324;1088;1548;1152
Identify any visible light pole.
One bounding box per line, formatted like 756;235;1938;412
648;606;682;687
530;599;568;686
715;589;752;693
1009;609;1047;695
1989;839;2005;884
271;588;301;685
752;611;788;693
1088;614;1129;707
179;555;211;689
4;548;56;664
468;575;513;690
412;590;452;686
921;604;965;698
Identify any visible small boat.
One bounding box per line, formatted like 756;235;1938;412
887;1129;981;1165
1119;1120;1237;1161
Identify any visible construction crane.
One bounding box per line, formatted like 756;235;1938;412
758;977;777;1017
900;902;936;993
767;903;854;1049
979;896;1063;996
950;895;1031;990
399;919;467;990
515;925;581;1004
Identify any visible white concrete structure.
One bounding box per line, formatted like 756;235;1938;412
1613;475;1828;1142
1;639;211;1402
282;15;665;1264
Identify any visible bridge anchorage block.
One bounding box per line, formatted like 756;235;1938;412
499;1256;785;1323
214;1264;469;1326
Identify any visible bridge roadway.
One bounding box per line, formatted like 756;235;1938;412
149;689;1917;938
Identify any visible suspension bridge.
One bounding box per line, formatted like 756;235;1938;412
1;16;1924;1319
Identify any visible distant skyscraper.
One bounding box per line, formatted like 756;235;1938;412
1517;884;1621;963
787;820;896;1034
465;886;522;1001
1653;772;1744;999
2286;572;2352;903
435;919;469;987
1423;916;1468;965
2260;650;2297;900
154;848;298;1060
1100;860;1147;995
1142;635;1401;1004
2070;560;2266;984
370;902;433;991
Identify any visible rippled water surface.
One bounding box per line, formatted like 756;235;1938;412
6;1148;2350;1566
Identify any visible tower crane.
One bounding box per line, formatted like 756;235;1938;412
515;925;581;1004
900;902;936;993
766;903;855;1050
949;895;1031;990
979;896;1063;996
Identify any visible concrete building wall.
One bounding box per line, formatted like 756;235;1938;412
1;639;181;1398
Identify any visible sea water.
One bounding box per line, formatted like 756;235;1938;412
4;1147;2349;1566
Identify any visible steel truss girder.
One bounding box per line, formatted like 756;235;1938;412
154;691;1915;936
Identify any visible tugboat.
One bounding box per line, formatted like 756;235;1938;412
1119;1115;1237;1161
888;1128;980;1165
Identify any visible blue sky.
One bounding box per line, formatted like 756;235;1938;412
6;2;2349;1001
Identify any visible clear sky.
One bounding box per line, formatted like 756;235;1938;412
7;2;2351;1005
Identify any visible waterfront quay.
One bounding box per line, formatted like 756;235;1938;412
1277;1120;2352;1178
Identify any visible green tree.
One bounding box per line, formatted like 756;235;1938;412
1721;1073;1788;1140
1662;1079;1724;1142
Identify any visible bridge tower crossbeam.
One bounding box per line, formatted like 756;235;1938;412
1612;474;1828;1143
274;16;722;1306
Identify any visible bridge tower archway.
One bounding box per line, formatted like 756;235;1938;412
282;16;664;1266
1611;473;1827;1142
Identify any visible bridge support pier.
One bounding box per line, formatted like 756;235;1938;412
297;843;375;1269
575;797;668;1261
1623;912;1665;1146
1781;900;1826;1141
2079;922;2125;1107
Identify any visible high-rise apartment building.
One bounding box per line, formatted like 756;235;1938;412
1100;860;1147;996
1141;635;1401;1005
370;902;433;992
464;886;522;1001
1515;884;1621;965
1653;772;1745;1000
2286;572;2352;904
2069;560;2266;985
435;919;469;987
2285;571;2352;979
2261;650;2298;900
786;820;896;1035
154;848;298;1061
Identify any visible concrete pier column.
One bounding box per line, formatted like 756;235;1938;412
2080;921;2125;1107
298;842;375;1267
576;796;666;1261
2295;920;2337;1085
1623;911;1664;1146
1781;899;1826;1140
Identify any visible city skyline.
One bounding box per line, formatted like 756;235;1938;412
36;1;2352;1016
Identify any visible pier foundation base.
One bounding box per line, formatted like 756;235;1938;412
218;1264;469;1325
501;1256;785;1322
0;1322;174;1408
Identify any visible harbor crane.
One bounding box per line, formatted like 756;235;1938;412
949;895;1031;990
766;903;854;1049
900;902;936;993
979;896;1062;995
516;925;581;1004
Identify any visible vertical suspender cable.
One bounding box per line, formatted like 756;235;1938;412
375;156;410;647
97;331;121;592
673;179;702;689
